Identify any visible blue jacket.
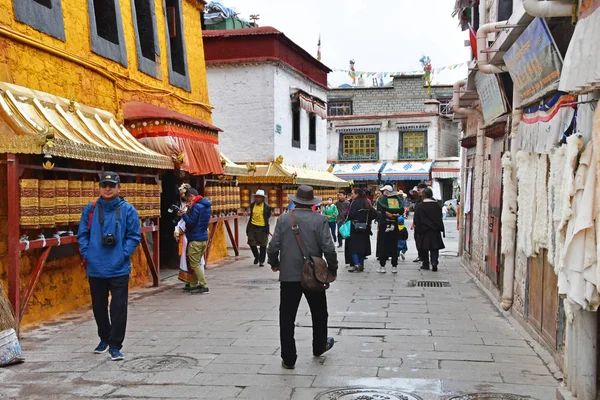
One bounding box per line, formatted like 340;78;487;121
77;197;142;278
182;196;212;242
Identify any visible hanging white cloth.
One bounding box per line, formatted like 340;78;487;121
559;0;600;93
533;154;549;253
516;151;537;258
501;152;517;256
560;142;599;310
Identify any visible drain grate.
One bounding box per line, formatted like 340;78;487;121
408;280;451;288
315;387;423;400
246;279;278;285
120;355;197;372
447;394;533;400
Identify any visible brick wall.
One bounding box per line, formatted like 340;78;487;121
439;119;460;158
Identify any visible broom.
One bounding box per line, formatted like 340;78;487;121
0;286;17;332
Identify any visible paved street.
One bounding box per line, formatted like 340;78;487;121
1;219;560;400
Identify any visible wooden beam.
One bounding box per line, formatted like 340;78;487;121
19;246;51;322
6;154;21;324
140;233;159;287
152;219;160;282
203;220;219;267
224;219;239;256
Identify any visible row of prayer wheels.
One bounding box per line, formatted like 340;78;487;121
204;185;240;217
280;188;339;209
19;179;160;228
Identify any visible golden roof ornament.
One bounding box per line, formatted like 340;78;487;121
327;165;334;173
275;155;284;165
68;97;76;113
42;159;55;170
246;162;257;173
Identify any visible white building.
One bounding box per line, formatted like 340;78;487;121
203;27;330;169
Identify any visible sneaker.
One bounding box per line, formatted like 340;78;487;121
281;360;295;370
385;225;394;232
93;341;109;354
348;265;362;273
400;254;405;261
391;267;398;274
109;347;124;361
413;257;421;263
314;337;335;357
190;286;209;294
377;266;386;273
183;284;193;292
259;263;265;267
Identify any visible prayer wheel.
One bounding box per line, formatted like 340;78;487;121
152;184;161;218
145;183;153;218
19;179;39;227
268;189;278;209
82;181;95;204
38;180;55;227
68;180;82;223
120;182;129;202
235;186;241;210
204;186;215;216
55;180;69;226
240;188;250;208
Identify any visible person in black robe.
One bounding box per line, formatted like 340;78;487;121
414;188;445;272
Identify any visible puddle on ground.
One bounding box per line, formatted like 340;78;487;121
348;377;443;394
315;387;423;400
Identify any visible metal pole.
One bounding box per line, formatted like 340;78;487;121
6;154;20;323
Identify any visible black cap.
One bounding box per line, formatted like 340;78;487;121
99;171;120;184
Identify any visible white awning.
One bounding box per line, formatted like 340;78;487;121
432;158;461;179
380;161;432;181
332;162;384;181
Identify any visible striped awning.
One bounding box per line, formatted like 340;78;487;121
0;82;173;169
332;162;385;181
432;158;460;179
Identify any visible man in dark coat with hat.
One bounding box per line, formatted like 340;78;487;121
267;185;338;370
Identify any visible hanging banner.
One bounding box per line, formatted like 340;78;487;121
474;72;508;123
503;17;563;106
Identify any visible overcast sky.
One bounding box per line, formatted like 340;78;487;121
231;0;471;87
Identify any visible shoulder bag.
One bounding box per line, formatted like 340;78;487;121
339;219;352;239
290;211;335;292
353;209;369;233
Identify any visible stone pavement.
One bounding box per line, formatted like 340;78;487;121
0;219;560;400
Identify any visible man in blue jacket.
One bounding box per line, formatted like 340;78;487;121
178;187;212;294
77;172;141;361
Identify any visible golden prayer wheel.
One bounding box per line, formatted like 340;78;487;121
55;180;69;226
120;182;129;201
38;180;56;227
241;188;250;208
235;186;241;210
19;178;39;227
145;183;153;218
268;189;278;209
152;184;161;218
68;180;82;224
82;181;95;204
214;185;222;214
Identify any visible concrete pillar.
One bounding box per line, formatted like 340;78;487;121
575;310;597;400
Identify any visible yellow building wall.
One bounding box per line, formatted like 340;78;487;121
0;0;229;325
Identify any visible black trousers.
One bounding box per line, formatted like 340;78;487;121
418;249;439;267
279;282;328;365
88;275;129;350
250;246;266;263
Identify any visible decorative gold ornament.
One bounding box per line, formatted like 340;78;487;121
327;165;334;173
246;162;257;173
68;97;76;113
174;152;185;164
42;160;55;170
275;155;284;164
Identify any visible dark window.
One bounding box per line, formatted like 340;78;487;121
309;113;316;151
292;104;301;148
131;0;160;77
328;101;352;116
134;0;155;60
166;0;185;74
13;0;65;40
163;0;190;91
94;0;119;44
33;0;52;8
497;0;513;21
87;0;128;66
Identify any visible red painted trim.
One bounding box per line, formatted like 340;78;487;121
7;154;20;324
130;125;219;144
123;102;222;132
20;246;51;322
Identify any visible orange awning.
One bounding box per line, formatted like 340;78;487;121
124;102;223;175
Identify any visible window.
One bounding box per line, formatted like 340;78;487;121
340;134;378;161
309;113;316;151
399;131;427;160
292;104;301;148
439;98;452;116
13;0;66;40
131;0;160;78
163;0;191;91
328;101;353;116
87;0;128;66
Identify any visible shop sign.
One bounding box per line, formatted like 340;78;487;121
475;72;507;123
503;17;563;105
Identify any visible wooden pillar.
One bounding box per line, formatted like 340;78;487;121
576;310;597;400
153;219;160;283
6;154;20;323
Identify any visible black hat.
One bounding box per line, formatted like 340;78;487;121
99;171;120;184
288;185;321;206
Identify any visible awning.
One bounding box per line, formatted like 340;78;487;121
332;162;384;181
220;153;248;176
237;163;295;185
0;82;173;169
124;102;224;175
238;162;347;187
293;90;327;119
559;0;600;93
517;93;576;154
432;158;461;179
277;164;348;188
380;161;432;181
